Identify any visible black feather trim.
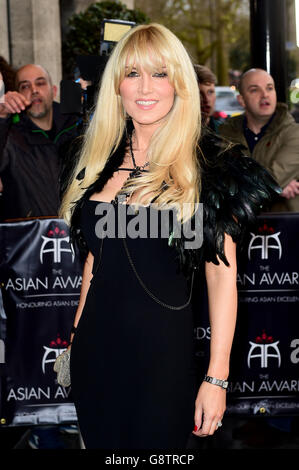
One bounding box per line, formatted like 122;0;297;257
70;126;281;271
193;130;281;268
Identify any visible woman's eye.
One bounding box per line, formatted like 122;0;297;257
127;71;139;77
153;72;168;78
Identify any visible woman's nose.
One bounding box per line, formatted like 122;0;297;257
139;73;153;94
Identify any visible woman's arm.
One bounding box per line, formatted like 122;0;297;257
69;251;94;346
193;233;238;437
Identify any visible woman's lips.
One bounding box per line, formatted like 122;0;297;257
136;100;158;110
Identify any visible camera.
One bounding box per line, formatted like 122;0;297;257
60;19;136;117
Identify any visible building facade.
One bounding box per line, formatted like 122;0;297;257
0;0;134;93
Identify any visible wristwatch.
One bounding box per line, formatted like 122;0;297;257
203;374;229;390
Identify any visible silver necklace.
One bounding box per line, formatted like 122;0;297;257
129;133;150;178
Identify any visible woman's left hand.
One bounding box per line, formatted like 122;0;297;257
192;381;226;437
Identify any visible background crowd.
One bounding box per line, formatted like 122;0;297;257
0;56;299;222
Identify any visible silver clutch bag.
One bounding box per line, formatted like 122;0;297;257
53;349;71;387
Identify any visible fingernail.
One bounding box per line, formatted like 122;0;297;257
194;425;198;432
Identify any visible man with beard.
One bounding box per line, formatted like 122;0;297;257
219;68;299;212
0;64;79;220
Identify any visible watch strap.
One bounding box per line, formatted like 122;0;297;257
204;374;228;390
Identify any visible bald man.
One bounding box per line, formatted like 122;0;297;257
0;64;79;219
219;68;299;212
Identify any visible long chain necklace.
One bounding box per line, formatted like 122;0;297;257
129;132;150;178
120;134;195;310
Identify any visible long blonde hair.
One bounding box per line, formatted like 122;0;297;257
60;23;201;224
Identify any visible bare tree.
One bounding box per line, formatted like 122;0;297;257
135;0;249;84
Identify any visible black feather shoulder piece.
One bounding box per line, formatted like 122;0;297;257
170;129;281;273
194;129;281;267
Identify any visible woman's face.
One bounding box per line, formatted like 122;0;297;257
119;63;175;127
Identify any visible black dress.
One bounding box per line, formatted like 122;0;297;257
69;130;281;449
70;200;199;449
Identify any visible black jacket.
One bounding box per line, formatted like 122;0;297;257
0;102;80;220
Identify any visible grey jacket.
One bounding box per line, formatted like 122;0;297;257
219;103;299;212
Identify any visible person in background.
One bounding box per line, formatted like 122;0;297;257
0;64;79;220
0;56;16;93
219;68;299;212
0;57;17;207
193;64;225;132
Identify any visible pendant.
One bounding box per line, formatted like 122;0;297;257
130;167;142;178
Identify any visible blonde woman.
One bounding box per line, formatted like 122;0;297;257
60;23;280;449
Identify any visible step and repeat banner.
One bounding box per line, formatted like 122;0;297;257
194;212;299;417
229;212;299;416
0;218;84;426
0;213;298;426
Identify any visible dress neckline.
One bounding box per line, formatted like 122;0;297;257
88;199;107;203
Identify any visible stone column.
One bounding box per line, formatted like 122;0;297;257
31;0;62;94
123;0;134;8
9;0;34;68
0;0;10;62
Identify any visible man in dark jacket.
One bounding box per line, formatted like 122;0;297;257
0;64;79;220
219;68;299;212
